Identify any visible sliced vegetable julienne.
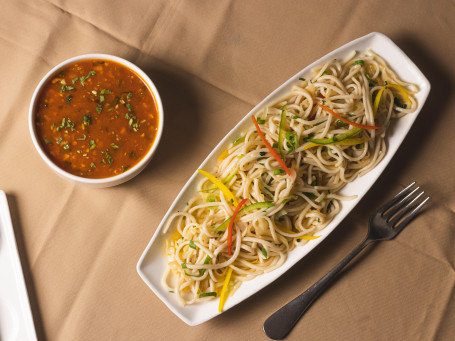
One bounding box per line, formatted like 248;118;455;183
171;229;182;241
199;171;237;193
373;83;411;116
228;198;248;256
200;292;217;298
233;136;245;146
277;226;321;240
301;136;369;150
218;267;233;312
218;149;230;161
278;105;287;158
318;104;380;130
198;169;238;206
304;127;363;145
252;115;292;176
215;202;275;234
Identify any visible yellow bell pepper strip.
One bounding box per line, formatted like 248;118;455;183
218;149;230;161
278;226;321;239
252;115;292;176
215;202;275;234
200;170;238;193
304;127;363;145
278;105;287;158
227;198;248;256
198;169;238;206
218;267;233;312
318;104;380;130
301;136;369;151
373;83;411;116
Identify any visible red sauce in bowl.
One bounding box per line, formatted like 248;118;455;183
34;59;159;179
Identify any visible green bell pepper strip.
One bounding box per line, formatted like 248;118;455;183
278;105;287;158
304;127;362;145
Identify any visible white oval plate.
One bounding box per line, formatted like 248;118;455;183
137;32;430;326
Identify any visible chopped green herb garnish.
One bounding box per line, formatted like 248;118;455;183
89;140;96;149
77;134;87;141
327;200;334;212
44;138;51;144
83;114;91;125
299;77;306;81
73;70;96;86
303;192;317;200
189;240;197;250
365;73;377;85
66;95;73;106
321;71;329;76
111;143;119;149
257;118;266;124
90;162;96;168
56;137;63;144
127;92;133;99
394;97;407;109
292;115;299;119
121;165;130;172
313;120;327;127
336;119;347;127
96;104;103;114
261;247;268;258
273;169;284;175
285;131;298;154
181;263;187;269
101;149;113;167
259;151;266;156
63;144;70;150
60;84;75;93
354;60;365;66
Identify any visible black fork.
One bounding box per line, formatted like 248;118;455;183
263;182;429;340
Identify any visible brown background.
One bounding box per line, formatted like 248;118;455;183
1;0;454;340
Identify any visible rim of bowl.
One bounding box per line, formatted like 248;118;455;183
28;54;164;186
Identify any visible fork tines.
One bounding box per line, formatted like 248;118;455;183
382;182;430;229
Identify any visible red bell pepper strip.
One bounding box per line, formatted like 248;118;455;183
318;104;380;130
252;116;292;176
227;198;248;256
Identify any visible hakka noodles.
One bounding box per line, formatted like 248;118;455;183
34;59;159;179
162;50;418;312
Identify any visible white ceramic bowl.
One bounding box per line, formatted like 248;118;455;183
29;54;163;188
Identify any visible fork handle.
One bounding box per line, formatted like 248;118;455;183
263;238;373;340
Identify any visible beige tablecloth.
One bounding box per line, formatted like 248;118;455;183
1;0;454;340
